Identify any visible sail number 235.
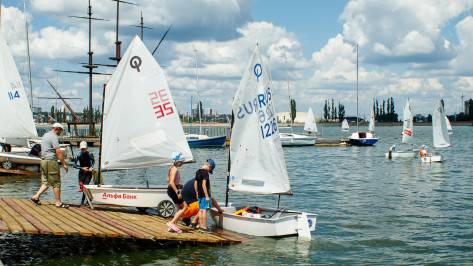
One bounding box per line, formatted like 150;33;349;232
148;89;174;119
260;118;277;139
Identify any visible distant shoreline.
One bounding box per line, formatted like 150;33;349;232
36;121;473;128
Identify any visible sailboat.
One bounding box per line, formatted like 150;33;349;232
0;14;41;173
445;115;453;135
341;119;349;131
209;45;316;238
303;107;318;136
385;99;416;158
279;48;315;147
185;50;226;147
420;97;450;163
348;45;378;146
83;36;193;217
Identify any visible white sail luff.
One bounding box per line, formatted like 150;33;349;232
445;115;452;131
402;99;413;144
101;35;193;170
304;107;317;133
432;98;450;148
368;105;375;133
229;45;290;194
0;29;37;139
342;119;349;130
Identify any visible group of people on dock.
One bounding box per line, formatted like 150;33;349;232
29;122;222;234
166;152;223;233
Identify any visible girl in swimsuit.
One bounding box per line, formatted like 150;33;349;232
166;152;186;233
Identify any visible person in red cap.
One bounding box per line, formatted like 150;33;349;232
194;159;215;233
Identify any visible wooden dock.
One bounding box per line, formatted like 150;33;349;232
0;197;244;244
315;138;348;146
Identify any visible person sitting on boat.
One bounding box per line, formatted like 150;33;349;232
73;141;95;205
420;145;428;157
195;159;216;233
29;143;42;157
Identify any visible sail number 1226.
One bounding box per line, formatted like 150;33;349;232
260;118;277;139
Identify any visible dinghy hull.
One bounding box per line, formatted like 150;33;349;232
385;151;416;158
210;204;317;237
420;155;442;163
186;135;226;147
280;133;316;146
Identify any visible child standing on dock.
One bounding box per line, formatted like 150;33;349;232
195;159;216;233
73;141;95;205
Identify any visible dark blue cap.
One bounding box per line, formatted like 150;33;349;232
207;159;216;174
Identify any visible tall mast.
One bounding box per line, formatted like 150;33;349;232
283;47;293;132
24;2;33;111
110;0;138;63
195;49;202;135
356;44;359;132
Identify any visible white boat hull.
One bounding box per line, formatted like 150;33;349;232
83;184;171;207
280;133;316;146
385;151;416;158
420;155;442;163
0;152;41;165
210;204;316;237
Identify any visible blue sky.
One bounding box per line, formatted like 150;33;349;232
1;0;473;119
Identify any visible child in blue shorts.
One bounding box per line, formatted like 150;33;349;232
194;159;216;233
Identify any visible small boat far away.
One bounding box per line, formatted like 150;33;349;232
341;119;349;132
348;45;378;146
420;97;450;163
386;99;416;158
185;50;226;147
210;45;316;238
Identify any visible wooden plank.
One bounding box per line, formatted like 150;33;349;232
32;200;93;237
213;228;248;243
76;208;153;239
102;211;187;241
68;207;127;238
12;199;80;236
0;168;40;176
0;219;9;233
0;200;37;234
1;197;53;235
0;204;23;233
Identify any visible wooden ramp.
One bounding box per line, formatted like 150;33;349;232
0;197;243;244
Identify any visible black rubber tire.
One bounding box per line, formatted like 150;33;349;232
157;200;175;218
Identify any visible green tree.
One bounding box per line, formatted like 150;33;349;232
323;100;328;121
195;101;203;122
290;99;296;123
338;102;345;122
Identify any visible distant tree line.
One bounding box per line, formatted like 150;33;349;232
323;99;345;122
373;97;398;122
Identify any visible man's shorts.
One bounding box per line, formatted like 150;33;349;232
182;201;199;218
198;197;212;210
41;160;61;188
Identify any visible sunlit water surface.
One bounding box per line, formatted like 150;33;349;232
1;126;472;264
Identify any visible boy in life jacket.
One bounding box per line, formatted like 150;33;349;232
73;141;95;205
419;145;428;157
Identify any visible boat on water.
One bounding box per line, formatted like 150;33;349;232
186;50;226;147
341;119;349;131
279;49;315;147
386;99;416;158
83;36;194;217
348;46;378;146
209;45;316;238
445;115;453;135
420;97;450;163
0;21;40;174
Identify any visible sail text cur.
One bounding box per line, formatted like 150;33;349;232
149;89;174;119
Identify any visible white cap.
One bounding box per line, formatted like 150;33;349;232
52;123;64;129
80;141;87;149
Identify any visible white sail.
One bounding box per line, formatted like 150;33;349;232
101;35;193;170
368;106;375;133
304;107;317;133
229;45;290;194
432;98;450;148
0;29;37;139
445;115;452;131
402;99;413;144
341;119;349;130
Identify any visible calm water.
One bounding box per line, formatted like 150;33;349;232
1;126;472;264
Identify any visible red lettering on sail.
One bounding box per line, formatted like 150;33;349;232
403;129;412;136
149;89;174;119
